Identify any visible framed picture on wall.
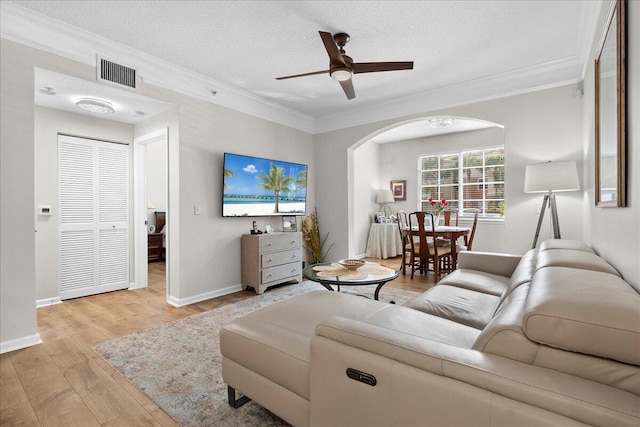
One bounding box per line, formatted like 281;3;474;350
390;180;406;201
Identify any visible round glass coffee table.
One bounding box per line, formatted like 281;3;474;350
303;261;399;301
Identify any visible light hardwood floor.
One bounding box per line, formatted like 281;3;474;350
0;257;436;426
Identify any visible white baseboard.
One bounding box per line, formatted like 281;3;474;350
1;333;42;354
36;297;63;308
166;283;243;307
128;281;146;290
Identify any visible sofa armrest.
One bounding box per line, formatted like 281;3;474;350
457;251;522;277
313;316;640;427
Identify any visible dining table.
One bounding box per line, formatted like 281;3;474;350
406;225;471;270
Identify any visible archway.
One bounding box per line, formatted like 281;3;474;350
347;116;504;258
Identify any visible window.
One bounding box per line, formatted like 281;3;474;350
419;146;505;218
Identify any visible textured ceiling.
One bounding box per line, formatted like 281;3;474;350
11;0;597;120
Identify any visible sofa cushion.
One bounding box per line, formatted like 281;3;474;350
362;304;481;348
523;267;640;365
220;290;388;400
539;239;595;253
437;269;509;296
536;249;620;276
406;285;500;330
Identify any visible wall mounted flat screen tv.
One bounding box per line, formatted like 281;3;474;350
222;152;307;217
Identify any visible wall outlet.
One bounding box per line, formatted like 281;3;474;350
194;204;201;215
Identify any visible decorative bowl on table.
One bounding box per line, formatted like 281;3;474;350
338;259;366;270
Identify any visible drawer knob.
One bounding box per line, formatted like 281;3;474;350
268;258;273;262
267;274;273;278
266;243;272;247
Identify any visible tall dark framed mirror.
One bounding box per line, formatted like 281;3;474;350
595;0;627;207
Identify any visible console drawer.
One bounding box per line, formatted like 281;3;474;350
260;233;301;252
262;262;301;284
262;249;301;269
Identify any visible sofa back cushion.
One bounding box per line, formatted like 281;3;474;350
475;279;640;395
473;283;539;363
523;267;640;365
536;249;620;276
496;249;537;306
539;239;595;253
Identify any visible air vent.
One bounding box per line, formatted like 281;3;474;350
96;56;137;89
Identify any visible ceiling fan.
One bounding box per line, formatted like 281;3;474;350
275;31;413;100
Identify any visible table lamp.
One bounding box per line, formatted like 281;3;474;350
524;160;580;248
376;189;395;217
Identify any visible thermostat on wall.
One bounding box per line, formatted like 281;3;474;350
38;205;52;216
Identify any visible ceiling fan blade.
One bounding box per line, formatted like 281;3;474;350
353;62;414;74
275;70;329;80
339;78;356;100
319;31;346;66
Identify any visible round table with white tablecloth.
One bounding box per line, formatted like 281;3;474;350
365;223;403;259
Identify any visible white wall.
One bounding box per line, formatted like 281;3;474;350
0;38;315;351
582;1;639;291
1;40;38;352
316;83;584;260
352;141;381;256
378;126;506;252
34;106;134;303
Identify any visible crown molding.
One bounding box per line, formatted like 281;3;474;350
0;2;316;134
315;56;583;134
1;1;598;136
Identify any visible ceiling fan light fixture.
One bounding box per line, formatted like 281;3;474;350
429;118;454;128
330;68;352;82
75;98;115;114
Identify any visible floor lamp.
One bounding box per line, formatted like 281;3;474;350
524;161;580;249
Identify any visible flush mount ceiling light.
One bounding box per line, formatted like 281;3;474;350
429;118;454;128
75;98;115;114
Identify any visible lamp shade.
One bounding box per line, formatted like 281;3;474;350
524;161;580;193
376;189;395;204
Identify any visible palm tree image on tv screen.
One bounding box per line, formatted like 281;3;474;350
222;153;307;217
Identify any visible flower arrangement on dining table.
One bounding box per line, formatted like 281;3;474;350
428;197;449;218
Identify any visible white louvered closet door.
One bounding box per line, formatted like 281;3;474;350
59;135;129;300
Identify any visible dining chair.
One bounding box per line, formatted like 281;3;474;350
396;211;412;274
457;210;479;252
408;211;452;281
443;210;459;226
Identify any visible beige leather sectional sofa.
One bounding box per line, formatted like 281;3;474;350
220;239;640;426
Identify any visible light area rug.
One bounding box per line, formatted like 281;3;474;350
93;281;419;426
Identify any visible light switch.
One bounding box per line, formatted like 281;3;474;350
194;204;201;215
